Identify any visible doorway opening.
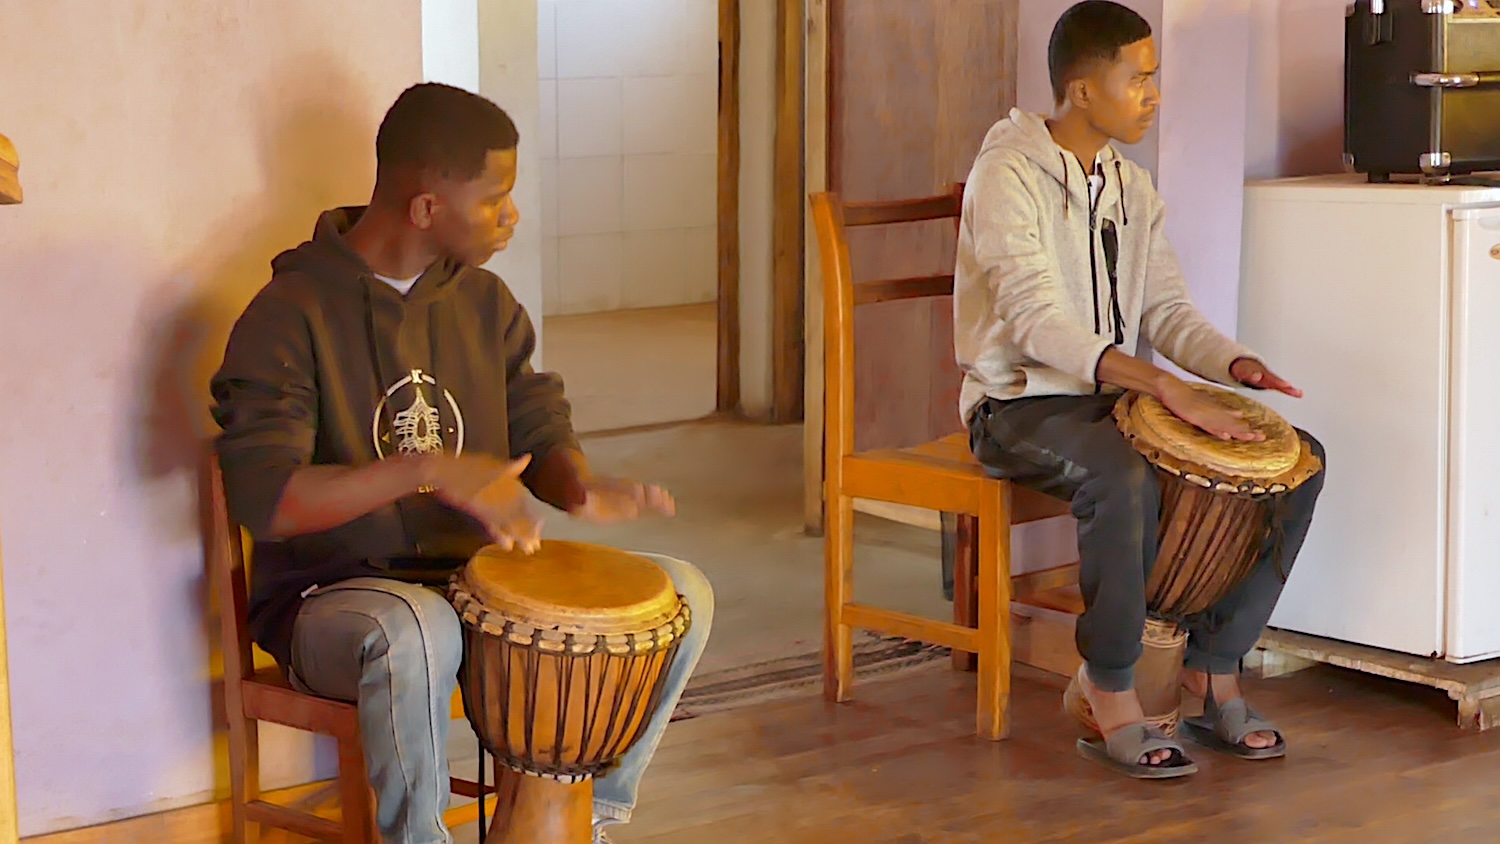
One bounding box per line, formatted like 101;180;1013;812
537;0;732;434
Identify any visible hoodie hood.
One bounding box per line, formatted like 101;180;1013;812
268;205;467;304
976;109;1131;223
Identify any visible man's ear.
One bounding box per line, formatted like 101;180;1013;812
408;192;438;230
1066;76;1094;111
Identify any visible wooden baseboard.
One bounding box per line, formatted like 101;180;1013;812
22;780;494;844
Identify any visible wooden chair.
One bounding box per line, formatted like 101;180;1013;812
206;450;495;842
809;184;1076;741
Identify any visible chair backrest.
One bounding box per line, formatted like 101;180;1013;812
808;183;966;466
203;446;255;684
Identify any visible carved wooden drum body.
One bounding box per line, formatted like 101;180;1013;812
1065;384;1323;735
449;540;691;843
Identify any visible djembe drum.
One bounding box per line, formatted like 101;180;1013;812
1063;383;1322;736
449;540;692;844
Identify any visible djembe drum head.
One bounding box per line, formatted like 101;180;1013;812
1117;384;1310;489
461;540;682;636
451;540;690;783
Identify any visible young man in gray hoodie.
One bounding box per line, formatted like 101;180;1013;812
955;0;1325;778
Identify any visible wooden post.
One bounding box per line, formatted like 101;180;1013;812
0;131;23;844
717;0;743;416
801;0;830;534
771;0;806;423
0;132;19;205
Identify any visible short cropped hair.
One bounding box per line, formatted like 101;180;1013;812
375;82;520;183
1048;1;1153;105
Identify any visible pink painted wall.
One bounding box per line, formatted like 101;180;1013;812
0;1;422;834
1249;0;1350;180
1154;0;1252;350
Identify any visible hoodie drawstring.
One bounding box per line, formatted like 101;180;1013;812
1060;152;1071;217
1115;160;1128;226
1051;148;1131;347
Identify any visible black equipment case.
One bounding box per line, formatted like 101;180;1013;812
1345;0;1500;182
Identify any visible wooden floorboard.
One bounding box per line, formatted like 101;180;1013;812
243;660;1500;843
609;662;1500;843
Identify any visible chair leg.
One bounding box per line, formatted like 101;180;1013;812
951;514;979;673
940;511;957;601
823;492;855;702
337;734;375;844
226;708;259;844
976;482;1013;740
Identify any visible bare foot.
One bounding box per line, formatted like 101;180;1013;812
1079;670;1175;766
1180;670;1278;750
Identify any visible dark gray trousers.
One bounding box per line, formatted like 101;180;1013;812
966;393;1326;692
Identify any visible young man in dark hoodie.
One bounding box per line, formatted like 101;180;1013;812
210;82;713;843
955;1;1324;778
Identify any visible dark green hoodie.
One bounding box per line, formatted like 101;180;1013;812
210;206;578;668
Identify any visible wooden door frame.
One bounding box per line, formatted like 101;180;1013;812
727;0;807;426
718;0;742;415
770;0;807;424
801;0;830;533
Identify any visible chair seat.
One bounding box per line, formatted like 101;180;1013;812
243;667;360;739
244;666;472;725
844;434;1071;524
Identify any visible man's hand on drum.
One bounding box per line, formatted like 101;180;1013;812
1230;357;1303;398
428;454;545;553
1159;379;1263;442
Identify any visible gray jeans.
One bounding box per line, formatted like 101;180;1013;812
288;554;714;844
968;394;1325;693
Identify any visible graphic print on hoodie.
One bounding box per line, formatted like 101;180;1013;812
953;108;1257;424
210;206;578;668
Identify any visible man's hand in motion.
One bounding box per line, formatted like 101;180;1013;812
572;475;676;524
429;454;544;553
526;448;676;526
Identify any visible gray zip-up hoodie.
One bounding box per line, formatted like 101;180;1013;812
954;108;1255;423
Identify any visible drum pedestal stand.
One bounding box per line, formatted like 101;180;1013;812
484;766;593;844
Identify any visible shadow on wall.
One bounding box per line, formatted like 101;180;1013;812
132;56;384;795
136;60;377;485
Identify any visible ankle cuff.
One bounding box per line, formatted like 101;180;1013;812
1085;662;1134;693
1182;650;1241;676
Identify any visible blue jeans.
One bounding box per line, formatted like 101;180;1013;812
288;554;714;844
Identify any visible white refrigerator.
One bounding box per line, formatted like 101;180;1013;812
1238;174;1500;662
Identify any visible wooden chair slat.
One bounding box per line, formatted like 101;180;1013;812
852;274;954;306
842;193;962;227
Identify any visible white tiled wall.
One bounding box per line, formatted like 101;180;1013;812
538;0;719;316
